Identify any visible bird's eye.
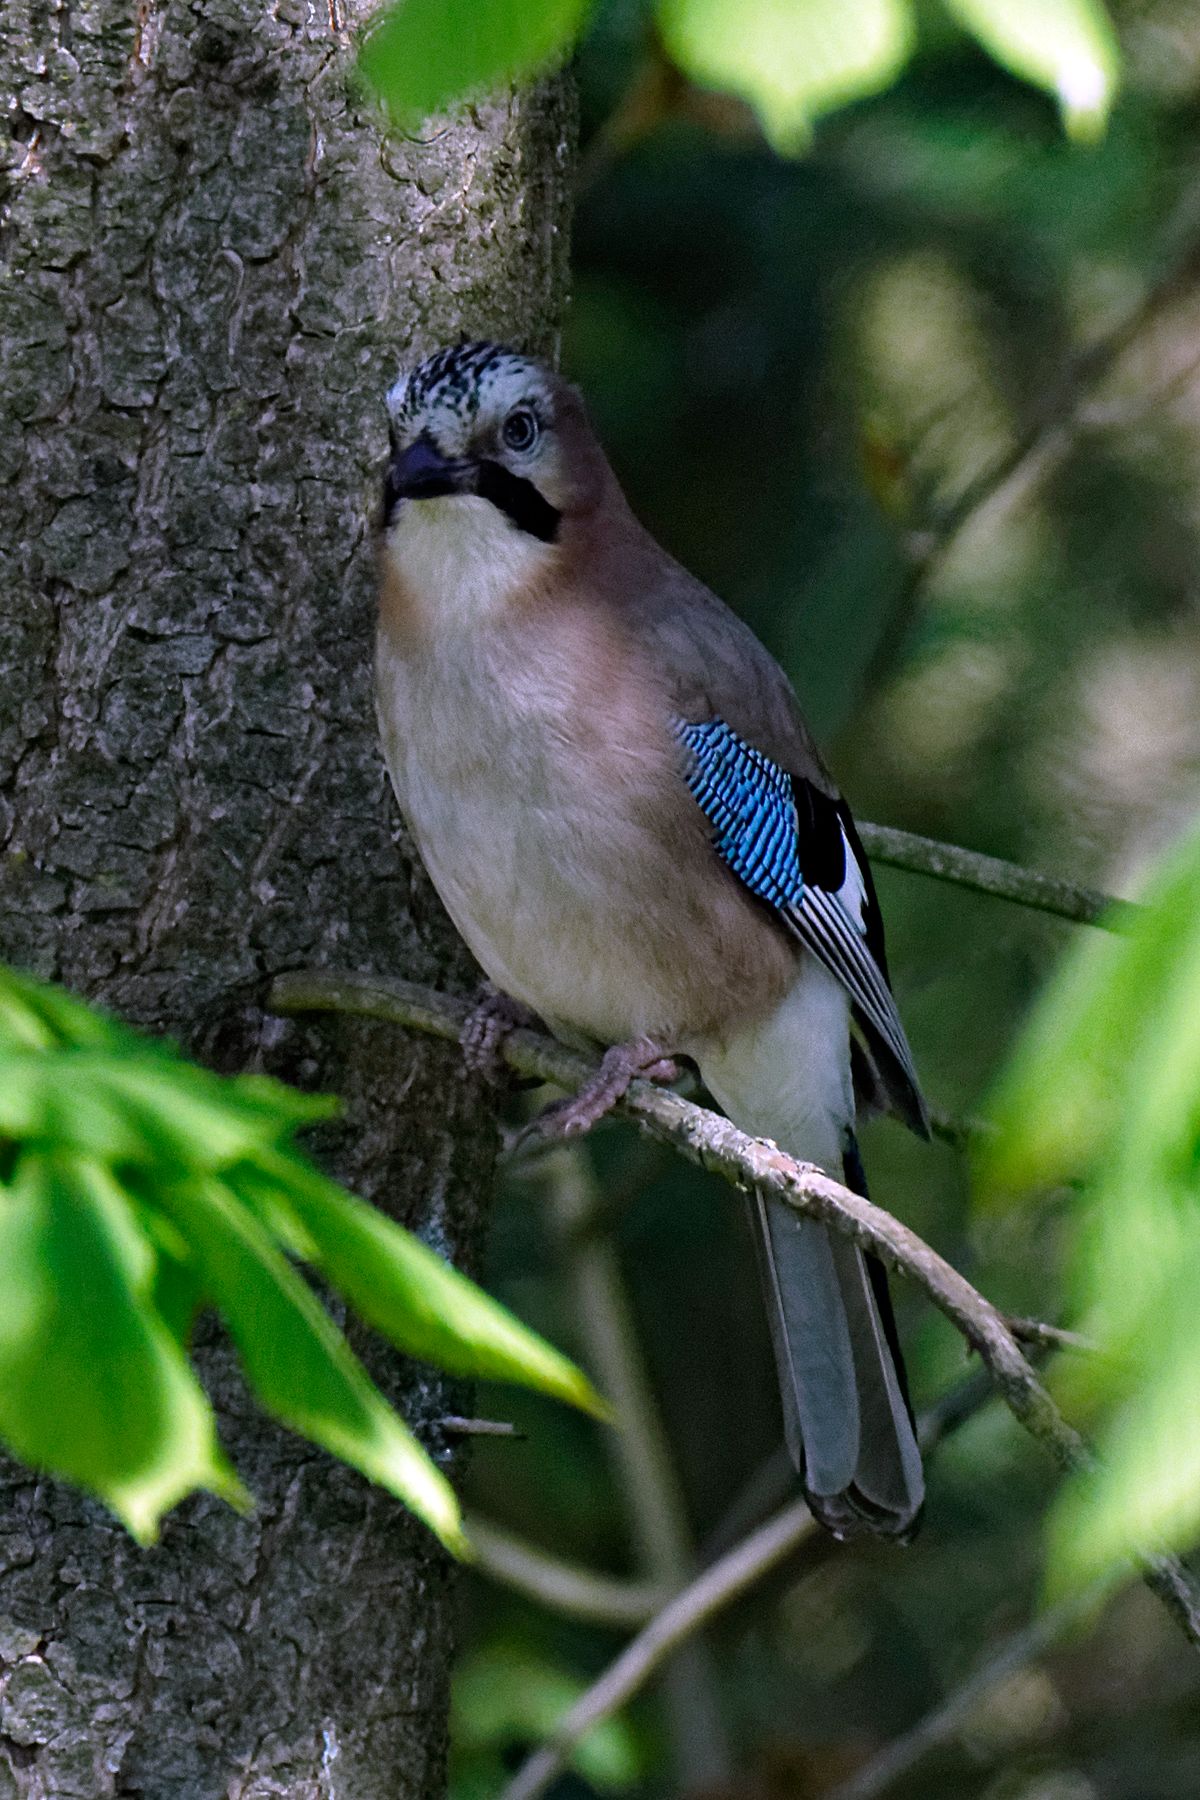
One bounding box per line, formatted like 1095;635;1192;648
502;408;540;453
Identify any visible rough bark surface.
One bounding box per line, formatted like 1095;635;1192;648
0;3;573;1794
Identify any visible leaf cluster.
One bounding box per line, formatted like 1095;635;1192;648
0;969;602;1553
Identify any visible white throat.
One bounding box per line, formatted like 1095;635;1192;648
385;494;551;630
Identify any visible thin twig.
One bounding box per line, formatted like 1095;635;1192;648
1006;1317;1098;1357
468;1375;1006;1635
822;1589;1099;1800
497;1365;1007;1800
855;822;1135;931
269;968;1200;1660
465;1514;666;1628
499;1498;816;1800
542;1145;733;1783
440;1415;523;1439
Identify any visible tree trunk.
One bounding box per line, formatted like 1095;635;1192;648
0;3;573;1794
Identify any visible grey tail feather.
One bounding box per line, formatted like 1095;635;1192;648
750;1132;924;1539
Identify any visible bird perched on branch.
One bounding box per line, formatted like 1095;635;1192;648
376;341;928;1539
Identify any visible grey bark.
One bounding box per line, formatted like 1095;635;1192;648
0;2;574;1795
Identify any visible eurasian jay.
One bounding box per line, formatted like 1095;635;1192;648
376;341;928;1538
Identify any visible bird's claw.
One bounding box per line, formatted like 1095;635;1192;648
460;983;540;1084
516;1037;679;1147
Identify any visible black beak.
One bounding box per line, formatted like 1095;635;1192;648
384;432;473;520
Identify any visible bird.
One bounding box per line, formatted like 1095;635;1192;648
375;339;929;1539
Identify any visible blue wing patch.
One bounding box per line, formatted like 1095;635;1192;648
676;715;928;1133
677;719;804;911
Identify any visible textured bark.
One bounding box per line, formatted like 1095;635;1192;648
0;3;574;1794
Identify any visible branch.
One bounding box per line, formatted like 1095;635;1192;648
498;1498;814;1800
470;1370;1004;1630
271;973;1075;1457
465;1514;666;1628
268;969;1200;1657
541;1145;734;1782
497;1366;1007;1800
854;822;1135;932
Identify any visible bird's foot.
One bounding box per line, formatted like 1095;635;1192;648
522;1036;680;1144
460;983;540;1084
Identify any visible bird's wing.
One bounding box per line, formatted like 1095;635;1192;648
599;535;926;1130
676;713;928;1136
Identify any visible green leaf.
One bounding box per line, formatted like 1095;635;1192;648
0;1154;242;1541
657;0;915;152
0;966;137;1055
156;1175;469;1555
940;0;1120;141
0;1052;335;1175
1046;1247;1200;1597
982;819;1200;1595
359;0;594;123
980;833;1200;1197
242;1154;609;1419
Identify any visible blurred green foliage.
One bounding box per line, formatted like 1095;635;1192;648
361;0;1121;144
359;0;593;123
984;819;1200;1598
0;969;601;1552
453;1643;644;1794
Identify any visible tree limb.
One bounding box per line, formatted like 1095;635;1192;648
464;1514;667;1628
269;969;1200;1659
495;1365;1017;1800
854;822;1135;931
498;1498;815;1800
273;971;1078;1463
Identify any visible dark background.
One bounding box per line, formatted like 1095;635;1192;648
455;5;1200;1793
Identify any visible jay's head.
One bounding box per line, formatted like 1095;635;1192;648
379;343;615;633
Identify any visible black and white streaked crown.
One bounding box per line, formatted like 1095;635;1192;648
386;341;549;435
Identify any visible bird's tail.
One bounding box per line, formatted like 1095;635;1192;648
749;1136;923;1538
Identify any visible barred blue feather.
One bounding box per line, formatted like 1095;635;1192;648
677;716;927;1131
677;719;804;911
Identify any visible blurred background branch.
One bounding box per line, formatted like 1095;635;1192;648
497;1361;1052;1800
539;1144;733;1786
857;822;1135;927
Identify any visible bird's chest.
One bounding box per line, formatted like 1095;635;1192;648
375;621;670;1037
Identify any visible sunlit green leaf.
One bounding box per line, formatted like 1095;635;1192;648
0;1053;335;1174
244;1154;609;1419
0;1154;243;1541
0;966;604;1555
0;966;136;1055
940;0;1120;141
981;833;1200;1196
657;0;914;152
982;817;1200;1595
359;0;593;122
157;1175;468;1555
1047;1249;1200;1597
